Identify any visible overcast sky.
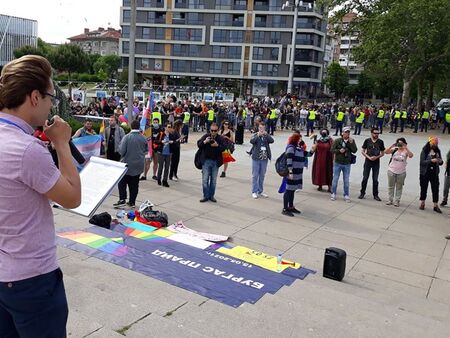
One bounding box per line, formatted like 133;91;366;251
2;0;122;43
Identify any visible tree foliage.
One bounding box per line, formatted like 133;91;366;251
13;38;52;59
93;54;121;79
325;62;349;98
48;44;89;76
327;0;450;106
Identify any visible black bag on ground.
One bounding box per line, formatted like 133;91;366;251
141;209;169;227
89;212;112;229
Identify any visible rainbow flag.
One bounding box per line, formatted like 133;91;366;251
140;91;154;132
72;135;102;162
58;230;128;256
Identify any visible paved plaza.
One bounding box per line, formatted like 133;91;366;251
55;128;450;337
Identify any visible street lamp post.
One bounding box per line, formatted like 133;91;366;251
283;1;312;95
127;0;137;126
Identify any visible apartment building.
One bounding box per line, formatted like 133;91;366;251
119;0;326;96
68;27;121;56
0;14;38;66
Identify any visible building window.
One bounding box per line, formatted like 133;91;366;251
210;62;223;74
122;26;130;38
172;44;186;56
270;48;279;60
189;45;200;57
227;62;240;75
172;12;186;24
186;13;203;25
213;30;227;42
252;63;263;76
146;43;154;54
214;14;232;26
253;47;264;60
191;61;204;73
253;31;265;44
122;41;129;53
93;41;99;47
143;0;152;6
234;0;247;9
173;60;187;72
228;46;241;59
255;15;267;28
123;10;131;22
143;27;151;39
155;12;166;23
230;30;243;43
270;31;281;44
216;0;232;10
212;46;226;58
147;12;155;23
267;64;278;76
272;15;287;28
155;28;165;39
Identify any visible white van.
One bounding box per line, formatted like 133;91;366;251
437;98;450;109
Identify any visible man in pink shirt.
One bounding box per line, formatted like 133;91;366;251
0;55;81;337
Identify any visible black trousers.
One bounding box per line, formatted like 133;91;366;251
421;119;429;132
169;148;180;179
354;123;362;135
118;174;140;204
283;189;295;209
360;160;380;196
420;174;439;203
0;269;68;338
157;153;171;182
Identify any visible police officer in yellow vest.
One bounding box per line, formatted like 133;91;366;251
390;110;401;133
376;108;385;134
306;109;316;136
334;109;345;136
182;108;191;143
207;108;215;132
420;110;430;133
268;106;279;136
400;110;408;132
355;110;365;135
443;110;450;134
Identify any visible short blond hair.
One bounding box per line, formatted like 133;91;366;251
0;55;52;110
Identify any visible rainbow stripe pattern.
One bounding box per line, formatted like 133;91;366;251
58;231;128;256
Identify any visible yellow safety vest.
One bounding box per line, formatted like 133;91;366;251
422;111;430;119
356;112;365;124
401;111;407;119
446;112;450;123
394;111;401;119
152;111;162;124
183;111;190;124
207;109;215;121
242;110;247;119
336;111;344;122
270;109;278;119
415;113;421;120
377;110;385;119
308;111;316;120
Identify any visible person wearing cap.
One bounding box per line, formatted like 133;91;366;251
419;136;444;213
358;127;385;201
385;137;414;206
330;126;357;202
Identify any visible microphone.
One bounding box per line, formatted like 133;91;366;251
46;118;86;166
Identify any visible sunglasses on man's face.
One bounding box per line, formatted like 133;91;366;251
210;129;218;132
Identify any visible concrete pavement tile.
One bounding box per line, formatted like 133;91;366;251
334;212;394;230
362;243;440;276
443;243;450;260
351;259;432;289
321;218;383;242
66;311;103;337
200;207;266;227
84;327;124;337
428;278;450;306
388;219;449;240
246;218;315;242
125;314;207;338
435;258;450;282
232;228;295;251
178;216;242;236
300;229;373;258
377;230;447;257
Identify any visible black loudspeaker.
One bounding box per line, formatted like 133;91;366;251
323;247;346;281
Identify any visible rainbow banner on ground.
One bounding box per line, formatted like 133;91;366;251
57;223;314;307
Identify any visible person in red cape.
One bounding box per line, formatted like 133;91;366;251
311;128;333;192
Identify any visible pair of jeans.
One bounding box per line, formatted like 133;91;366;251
157;153;171;182
251;159;268;194
354;123;362;135
118;174;140;204
360;160;380;196
377;118;384;133
331;163;351;196
0;269;68;338
202;159;219;199
387;170;406;203
420;174;439;203
182;124;189;142
334;121;343;135
306;121;314;135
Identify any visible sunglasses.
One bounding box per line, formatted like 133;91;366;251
372;132;380;135
210;129;218;132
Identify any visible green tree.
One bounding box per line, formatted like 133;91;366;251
49;44;89;78
86;54;101;74
13;38;53;59
93;54;121;80
325;62;349;98
327;0;450;107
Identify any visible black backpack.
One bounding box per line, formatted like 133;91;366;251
275;145;293;177
141;209;169;227
194;148;202;169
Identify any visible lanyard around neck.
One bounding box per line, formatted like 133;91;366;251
0;117;30;134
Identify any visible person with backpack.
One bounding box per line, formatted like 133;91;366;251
281;133;314;216
250;121;274;199
330;127;358;202
358;127;385;201
385;138;414;207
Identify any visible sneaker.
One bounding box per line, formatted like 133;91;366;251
199;198;209;203
252;193;258;199
220;172;226;178
344;195;351;203
113;200;126;208
259;192;269;198
434;206;442;214
282;209;294;217
152;175;158;180
139;176;147;181
172;177;178;182
441;201;448;207
374;196;382;201
330;193;336;201
386;201;393;205
162;181;170;188
289;207;301;214
209;197;217;203
126;202;135;209
358;193;365;199
394;202;400;207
